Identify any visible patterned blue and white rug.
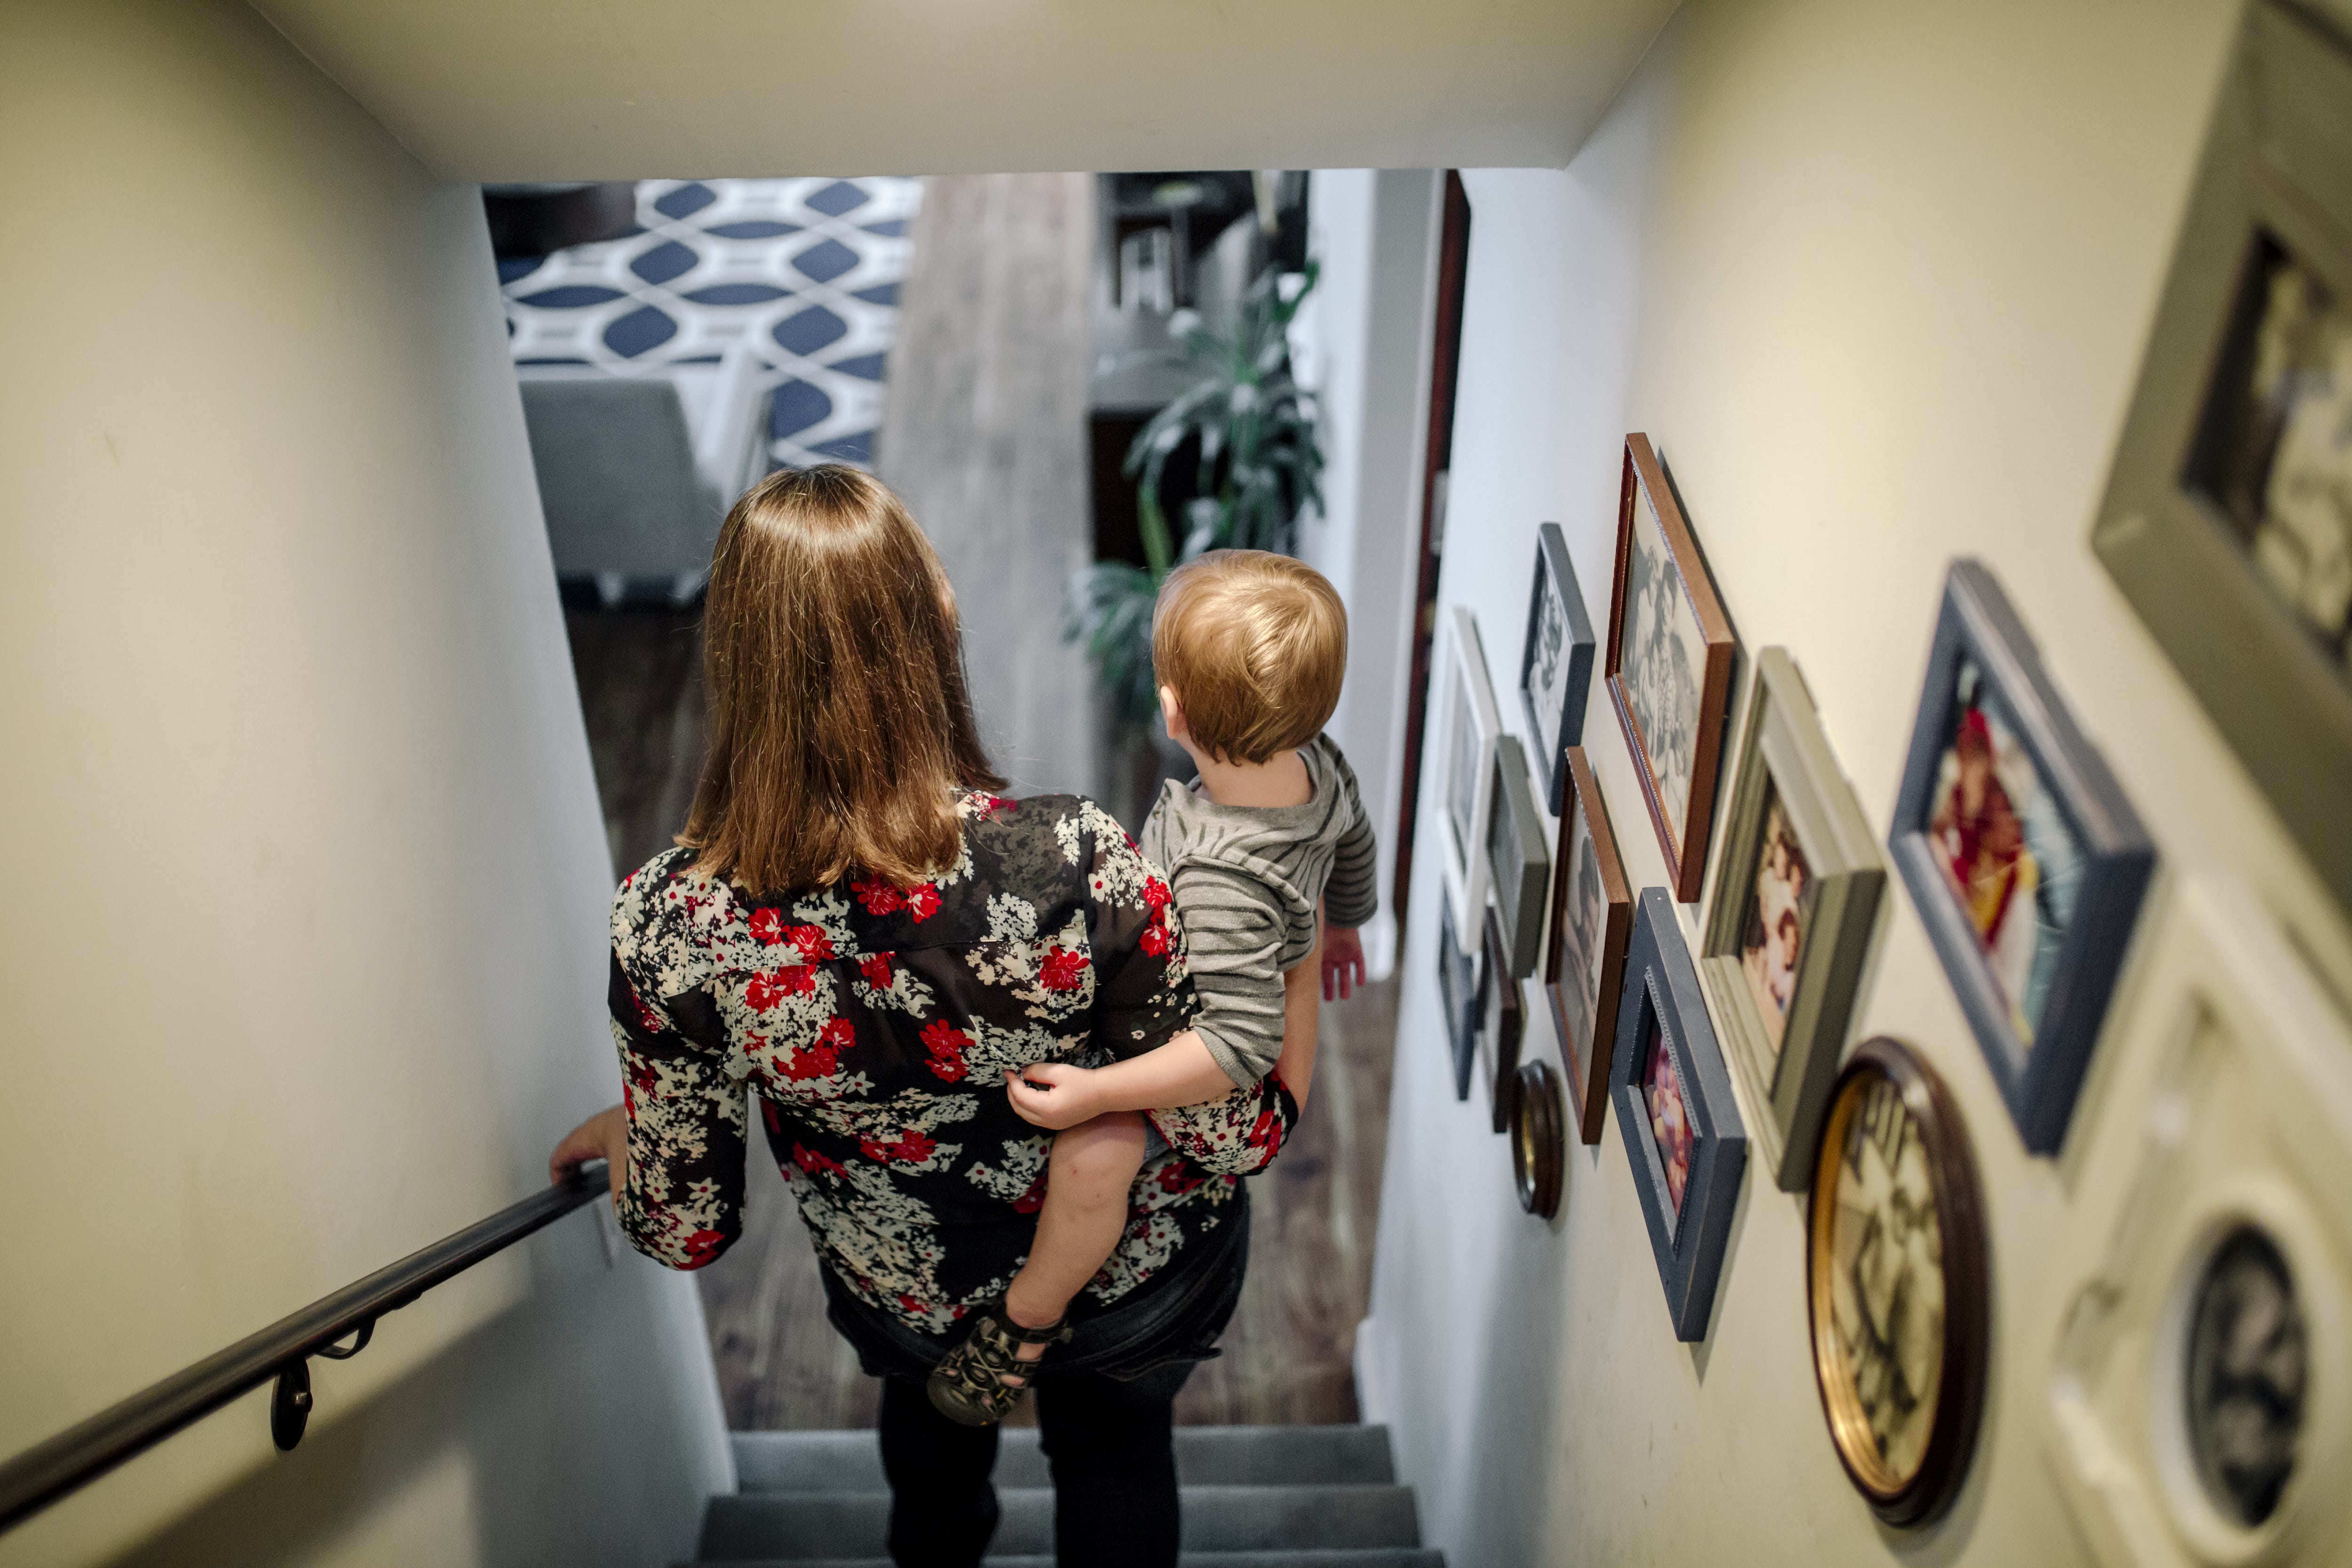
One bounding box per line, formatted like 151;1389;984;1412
499;177;919;469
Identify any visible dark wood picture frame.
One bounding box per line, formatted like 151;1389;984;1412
1612;888;1748;1341
1438;885;1483;1102
1485;734;1550;979
1699;648;1887;1189
1807;1037;1989;1528
1512;1059;1565;1219
1606;434;1737;902
1482;905;1526;1134
1519;521;1598;814
2090;0;2352;918
1889;561;2155;1156
1545;747;1633;1144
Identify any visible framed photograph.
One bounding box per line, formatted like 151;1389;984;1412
1544;747;1633;1144
1511;1059;1565;1220
2090;1;2352;918
1481;905;1526;1134
1438;885;1483;1102
1611;887;1748;1341
1808;1036;1989;1529
1889;561;2156;1155
1700;648;1887;1189
1438;606;1504;953
1485;734;1550;980
1519;521;1597;814
1606;434;1737;902
2047;878;2352;1568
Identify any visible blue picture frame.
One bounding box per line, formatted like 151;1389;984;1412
1612;888;1748;1341
1519;521;1597;816
1889;560;2155;1156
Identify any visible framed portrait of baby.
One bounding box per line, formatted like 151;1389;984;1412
1544;746;1631;1144
1699;649;1886;1189
1889;561;2156;1156
1605;435;1737;902
1612;888;1748;1342
1439;607;1504;954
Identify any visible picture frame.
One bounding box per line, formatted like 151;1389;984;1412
1699;648;1887;1189
1438;606;1504;953
2046;878;2352;1567
1889;560;2156;1156
1544;747;1633;1144
1482;904;1526;1134
1511;1059;1565;1220
2089;0;2352;919
1484;733;1550;980
1807;1036;1989;1529
1611;887;1748;1341
1518;521;1597;814
1437;884;1483;1103
1605;433;1737;903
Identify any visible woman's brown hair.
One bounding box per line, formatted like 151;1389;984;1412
680;465;1003;895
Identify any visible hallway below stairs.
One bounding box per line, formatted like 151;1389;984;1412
687;1424;1442;1566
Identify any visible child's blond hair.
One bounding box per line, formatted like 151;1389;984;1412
1152;549;1347;764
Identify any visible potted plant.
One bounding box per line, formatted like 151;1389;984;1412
1066;261;1325;730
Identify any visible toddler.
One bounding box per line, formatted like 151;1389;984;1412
928;549;1380;1424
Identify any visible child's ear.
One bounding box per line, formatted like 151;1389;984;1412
1159;686;1187;740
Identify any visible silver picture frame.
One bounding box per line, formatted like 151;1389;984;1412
1438;606;1504;955
1699;648;1886;1189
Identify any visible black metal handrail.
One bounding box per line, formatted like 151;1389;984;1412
0;1160;611;1533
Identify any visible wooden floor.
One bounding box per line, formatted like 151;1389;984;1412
560;172;1392;1429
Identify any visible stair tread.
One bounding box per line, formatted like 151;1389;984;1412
699;1483;1422;1559
694;1554;1445;1568
731;1424;1397;1492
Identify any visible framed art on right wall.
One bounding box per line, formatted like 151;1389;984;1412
1605;434;1736;903
2090;0;2352;916
1518;521;1597;815
1544;746;1632;1145
1700;647;1886;1190
1889;561;2156;1156
1438;607;1504;953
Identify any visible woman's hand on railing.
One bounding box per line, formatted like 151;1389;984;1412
549;1105;628;1205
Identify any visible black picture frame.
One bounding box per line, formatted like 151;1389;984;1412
1611;887;1749;1341
1438;885;1484;1102
1889;561;2155;1156
1485;734;1550;980
1483;904;1526;1133
1519;521;1598;815
2090;0;2352;918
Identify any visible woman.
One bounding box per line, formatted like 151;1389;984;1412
548;465;1299;1568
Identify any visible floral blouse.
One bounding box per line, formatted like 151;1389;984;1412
608;790;1296;1334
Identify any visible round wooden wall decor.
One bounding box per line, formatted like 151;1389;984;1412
1512;1060;1565;1219
1806;1036;1989;1528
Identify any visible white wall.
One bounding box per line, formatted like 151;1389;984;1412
1295;169;1443;978
1358;1;2352;1563
0;3;728;1563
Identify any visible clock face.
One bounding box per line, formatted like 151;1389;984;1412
1816;1068;1947;1494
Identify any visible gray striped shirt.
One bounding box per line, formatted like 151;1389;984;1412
1140;733;1380;1088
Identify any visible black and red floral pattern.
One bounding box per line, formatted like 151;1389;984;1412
609;792;1295;1332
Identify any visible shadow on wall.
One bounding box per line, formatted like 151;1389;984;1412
97;1236;709;1568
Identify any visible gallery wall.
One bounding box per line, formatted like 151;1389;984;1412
0;3;728;1563
1355;0;2352;1562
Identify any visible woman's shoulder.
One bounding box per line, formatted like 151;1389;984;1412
611;845;744;995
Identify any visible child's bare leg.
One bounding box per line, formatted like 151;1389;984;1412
1000;1109;1150;1376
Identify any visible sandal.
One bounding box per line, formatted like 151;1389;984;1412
926;1298;1073;1426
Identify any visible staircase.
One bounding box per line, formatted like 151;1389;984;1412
689;1423;1443;1566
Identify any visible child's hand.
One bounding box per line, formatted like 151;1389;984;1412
1323;924;1367;1001
1005;1064;1103;1130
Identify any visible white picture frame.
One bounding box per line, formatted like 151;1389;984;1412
1438;607;1503;955
2046;878;2352;1568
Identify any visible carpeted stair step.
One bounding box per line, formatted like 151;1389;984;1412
699;1483;1422;1560
731;1424;1398;1493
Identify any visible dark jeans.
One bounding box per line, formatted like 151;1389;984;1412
878;1360;1192;1568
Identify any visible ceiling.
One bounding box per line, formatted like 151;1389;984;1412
248;0;1679;180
